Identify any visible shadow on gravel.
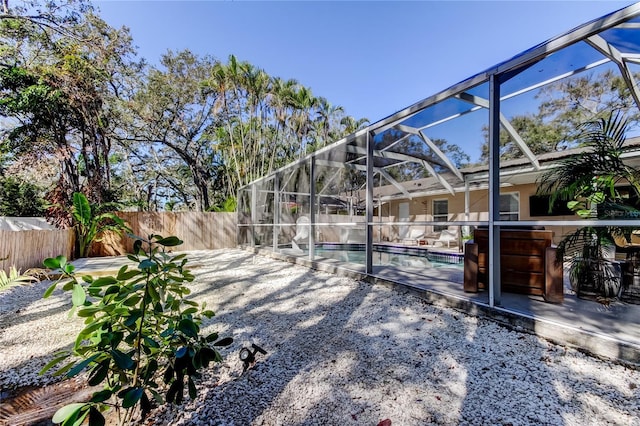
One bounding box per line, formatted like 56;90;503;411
457;297;564;425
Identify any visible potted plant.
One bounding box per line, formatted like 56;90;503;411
537;112;640;298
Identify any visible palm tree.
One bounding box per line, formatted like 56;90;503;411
537;111;640;296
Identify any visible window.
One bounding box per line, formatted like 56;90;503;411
529;195;573;217
500;193;519;221
433;199;448;232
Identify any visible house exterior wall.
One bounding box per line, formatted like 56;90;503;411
377;182;579;244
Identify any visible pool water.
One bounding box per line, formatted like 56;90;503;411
313;248;463;269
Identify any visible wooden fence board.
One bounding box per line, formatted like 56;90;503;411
0;229;74;273
93;212;237;255
1;212;238;273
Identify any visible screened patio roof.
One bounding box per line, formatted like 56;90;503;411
245;2;640;200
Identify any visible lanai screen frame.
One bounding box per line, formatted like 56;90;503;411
238;2;640;307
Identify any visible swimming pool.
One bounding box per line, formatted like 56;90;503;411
313;244;463;269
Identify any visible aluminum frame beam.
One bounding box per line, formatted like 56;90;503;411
315;159;411;199
344;145;457;195
456;92;540;170
586;34;640;111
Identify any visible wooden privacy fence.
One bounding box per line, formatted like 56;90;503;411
1;212;237;272
93;212;238;256
0;229;75;273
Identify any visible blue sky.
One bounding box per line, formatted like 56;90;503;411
96;1;633;125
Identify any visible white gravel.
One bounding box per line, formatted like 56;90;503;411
1;249;640;425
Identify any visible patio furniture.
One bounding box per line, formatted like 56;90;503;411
612;231;640;260
400;228;426;245
463;228;564;303
432;229;458;248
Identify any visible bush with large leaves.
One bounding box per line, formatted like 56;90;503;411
70;192;130;258
538;111;640;296
41;234;232;425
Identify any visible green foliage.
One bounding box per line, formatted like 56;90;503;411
41;235;232;425
208;197;237;212
538;112;640;296
70;192;131;258
0;176;46;216
0;266;37;292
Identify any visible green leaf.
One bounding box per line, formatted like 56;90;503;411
181;307;198;316
67;353;100;378
72;283;86;306
52;403;86;424
77;306;100;318
188;376;197;399
123;310;142;327
43;257;61;270
104;285;120;295
202;310;215;318
110;349;134;370
90;389;113;403
205;332;218;343
53;360;76;377
73;192;92;224
39;352;71;374
122;387;144;408
213;337;233;347
143;359;159;383
177;319;199;338
88;406;106;426
123;294;141;306
116;266;140;281
147;283;159;301
166;380;182;404
139;259;156;270
81;275;94;284
156;236;183;247
88;360;110;386
143;337;160;349
175;347;188;358
163;365;174;384
91;276;118;287
43;281;58;298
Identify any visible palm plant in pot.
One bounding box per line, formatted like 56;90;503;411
537;112;640;298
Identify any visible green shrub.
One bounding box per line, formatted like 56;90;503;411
70;192;131;258
41;234;232;425
0;265;37;292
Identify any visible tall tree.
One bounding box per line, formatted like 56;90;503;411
126;50;222;211
0;0;140;221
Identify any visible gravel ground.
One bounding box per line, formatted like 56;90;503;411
1;249;640;425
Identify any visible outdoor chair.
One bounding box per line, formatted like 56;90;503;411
612;231;640;260
432;229;458;248
400;228;426;245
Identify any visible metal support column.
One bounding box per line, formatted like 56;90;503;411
488;74;502;307
309;156;316;260
251;184;258;248
366;132;374;274
464;178;470;239
273;173;280;252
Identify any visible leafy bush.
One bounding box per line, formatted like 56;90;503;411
0;176;46;216
0;265;37;292
41;234;232;425
70;192;131;258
